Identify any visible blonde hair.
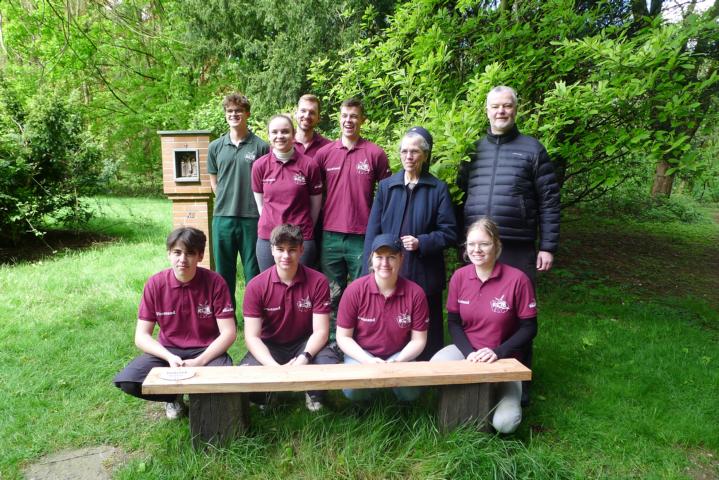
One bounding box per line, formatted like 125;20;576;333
465;217;503;259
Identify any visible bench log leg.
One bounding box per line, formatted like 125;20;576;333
189;393;249;449
438;383;495;433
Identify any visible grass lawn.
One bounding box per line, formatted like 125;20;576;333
1;196;717;479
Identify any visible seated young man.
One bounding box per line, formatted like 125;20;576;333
113;227;237;419
240;223;340;411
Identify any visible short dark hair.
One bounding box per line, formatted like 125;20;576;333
340;97;365;117
270;224;303;247
166;227;206;254
222;92;251;113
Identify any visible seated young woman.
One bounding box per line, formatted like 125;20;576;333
431;217;537;433
336;233;428;402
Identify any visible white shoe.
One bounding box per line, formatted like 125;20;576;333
305;393;323;412
165;398;187;419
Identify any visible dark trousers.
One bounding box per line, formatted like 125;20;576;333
212;216;260;307
498;240;536;402
417;292;445;361
239;337;340;402
114;347;233;403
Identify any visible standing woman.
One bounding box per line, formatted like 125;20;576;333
431;218;537;433
363;126;457;360
252;114;323;271
337;234;428;402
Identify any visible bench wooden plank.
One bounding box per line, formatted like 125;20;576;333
142;359;530;395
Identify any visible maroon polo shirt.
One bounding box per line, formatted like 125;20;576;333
138;267;235;349
294;133;331;159
251;149;323;240
315;138;391;234
242;264;331;345
337;275;429;359
446;263;536;352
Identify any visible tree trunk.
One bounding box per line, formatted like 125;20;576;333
651;158;674;197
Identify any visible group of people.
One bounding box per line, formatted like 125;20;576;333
114;86;561;434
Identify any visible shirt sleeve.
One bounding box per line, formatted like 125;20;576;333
307;159;323;196
251;156;265;193
445;271;461;314
336;282;359;329
312;274;332;314
137;279;157;322
375;148;391;181
514;273;537;319
242;279;264;318
410;285;429;332
207;142;218;175
211;274;236;320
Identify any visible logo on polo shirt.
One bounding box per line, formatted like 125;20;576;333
156;310;176;316
356;159;370;175
197;303;212;317
458;299;470;305
245;153;257;162
490;295;510;314
297;296;312;312
293;173;307;185
326;166;341;173
529;299;537;309
264;306;281;311
396;312;411;328
262;177;276;184
222;305;234;314
358;316;375;323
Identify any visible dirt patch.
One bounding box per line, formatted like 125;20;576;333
23;446;130;480
685;448;719;480
556;224;719;309
0;230;114;265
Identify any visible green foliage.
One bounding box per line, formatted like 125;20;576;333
0;84;105;242
309;0;719;205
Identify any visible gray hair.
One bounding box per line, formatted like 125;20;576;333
399;132;431;154
486;86;518;108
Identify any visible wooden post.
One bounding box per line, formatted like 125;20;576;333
189;393;249;449
437;383;495;433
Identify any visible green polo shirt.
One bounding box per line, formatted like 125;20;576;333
207;131;269;217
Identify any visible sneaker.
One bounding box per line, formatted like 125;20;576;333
305;393;323;412
165;398;187;419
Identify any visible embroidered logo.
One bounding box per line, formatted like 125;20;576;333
490;295;510;314
529;299;537;309
458;299;470;305
221;305;235;314
197;303;212;316
358;316;376;323
356;159;370;175
396;312;412;328
262;177;276;184
326;166;341;173
156;311;176;317
245;153;256;162
297;296;312;312
264;306;281;312
293;172;307;185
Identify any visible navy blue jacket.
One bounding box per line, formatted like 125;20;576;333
362;171;457;295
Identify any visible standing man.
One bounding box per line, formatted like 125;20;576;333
240;224;339;411
460;85;561;404
294;94;331;158
208;93;269;307
113;227;236;419
314;97;391;339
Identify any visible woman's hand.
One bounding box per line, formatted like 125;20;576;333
401;235;419;252
467;348;497;363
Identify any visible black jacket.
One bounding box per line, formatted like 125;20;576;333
460;125;560;253
362;170;457;295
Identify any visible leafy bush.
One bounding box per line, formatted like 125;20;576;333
0;85;105;243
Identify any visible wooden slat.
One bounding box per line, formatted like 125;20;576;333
142;359;531;395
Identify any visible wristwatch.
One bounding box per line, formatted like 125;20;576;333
301;351;313;361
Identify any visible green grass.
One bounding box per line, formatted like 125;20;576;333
1;197;717;479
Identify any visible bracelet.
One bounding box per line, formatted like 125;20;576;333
301;351;313;361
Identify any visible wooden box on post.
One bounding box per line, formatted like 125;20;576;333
158;130;214;269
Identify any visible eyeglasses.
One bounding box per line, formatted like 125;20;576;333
466;242;493;251
225;109;246;115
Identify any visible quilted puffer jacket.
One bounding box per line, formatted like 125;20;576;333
460;125;560;252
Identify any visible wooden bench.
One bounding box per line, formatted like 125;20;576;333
142;359;531;449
